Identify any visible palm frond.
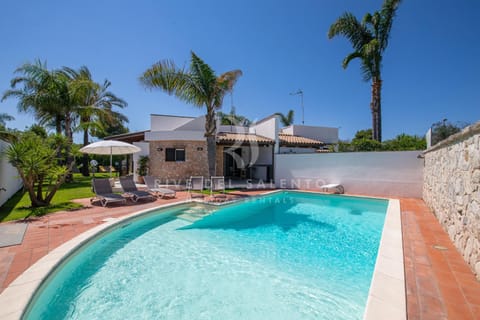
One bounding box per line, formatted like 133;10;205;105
378;0;402;50
140;58;203;107
328;12;373;50
342;51;363;69
275;110;294;126
190;51;217;102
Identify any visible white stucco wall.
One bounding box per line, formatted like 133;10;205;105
251;116;280;153
0;141;23;206
275;151;424;198
175;116;206;131
145;131;205;141
150;115;195;131
282;125;339;144
250;116;278;140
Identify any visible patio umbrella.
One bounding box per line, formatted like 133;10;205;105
79;140;141;177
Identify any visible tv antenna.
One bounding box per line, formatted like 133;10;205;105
289;89;304;125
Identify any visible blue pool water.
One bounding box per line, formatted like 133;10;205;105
24;192;388;320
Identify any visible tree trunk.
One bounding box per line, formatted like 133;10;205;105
44;165;72;204
81;128;90;176
55;115;62;135
55;115;63;165
206;135;216;177
370;78;382;142
205;107;217;177
17;170;48;208
64;113;74;182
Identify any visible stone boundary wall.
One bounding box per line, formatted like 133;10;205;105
423;121;480;278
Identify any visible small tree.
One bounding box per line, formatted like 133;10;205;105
383;134;426;150
5;131;72;207
430;120;466;146
136;155;149;176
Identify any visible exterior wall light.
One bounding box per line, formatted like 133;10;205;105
157;147;163;152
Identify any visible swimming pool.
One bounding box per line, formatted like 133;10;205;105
24;191;388;319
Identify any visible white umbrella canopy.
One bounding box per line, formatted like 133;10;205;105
79;141;141;176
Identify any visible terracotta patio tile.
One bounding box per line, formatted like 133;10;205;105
455;272;480;289
444;301;474;320
1;193;479;320
406;292;420;319
419;294;447;320
462;287;480;306
3;270;24;288
471;305;480;320
449;261;475;275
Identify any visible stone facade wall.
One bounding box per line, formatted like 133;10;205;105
149;140;209;183
423;122;480;278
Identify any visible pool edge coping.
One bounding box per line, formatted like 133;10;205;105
363;199;406;320
0;190;405;319
0;199;196;320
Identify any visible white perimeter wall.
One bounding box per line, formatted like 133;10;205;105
0;141;23;206
275;151;424;198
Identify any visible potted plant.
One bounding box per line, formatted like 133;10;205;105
136;155;149;183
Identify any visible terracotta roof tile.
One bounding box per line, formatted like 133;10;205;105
216;132;274;144
279;133;323;147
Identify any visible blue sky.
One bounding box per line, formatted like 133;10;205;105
0;0;479;141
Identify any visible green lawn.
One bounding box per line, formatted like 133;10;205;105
0;173;111;223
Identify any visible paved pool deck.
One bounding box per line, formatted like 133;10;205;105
0;191;479;319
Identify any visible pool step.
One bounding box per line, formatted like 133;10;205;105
177;206;213;222
177;213;201;222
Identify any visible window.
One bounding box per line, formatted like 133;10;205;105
165;148;186;162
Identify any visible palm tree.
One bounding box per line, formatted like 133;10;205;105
140;51;242;176
2;60;70;136
2;61;75;175
62;66;128;175
328;0;401;142
275;110;295;126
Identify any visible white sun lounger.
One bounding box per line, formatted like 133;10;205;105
144;176;176;198
320;183;344;194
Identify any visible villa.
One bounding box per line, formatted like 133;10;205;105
1;120;480;320
105;113;339;182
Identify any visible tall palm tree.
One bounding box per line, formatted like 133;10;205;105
328;0;401;142
2;60;70;136
275;110;295;126
140;51;242;176
63;66;128;176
